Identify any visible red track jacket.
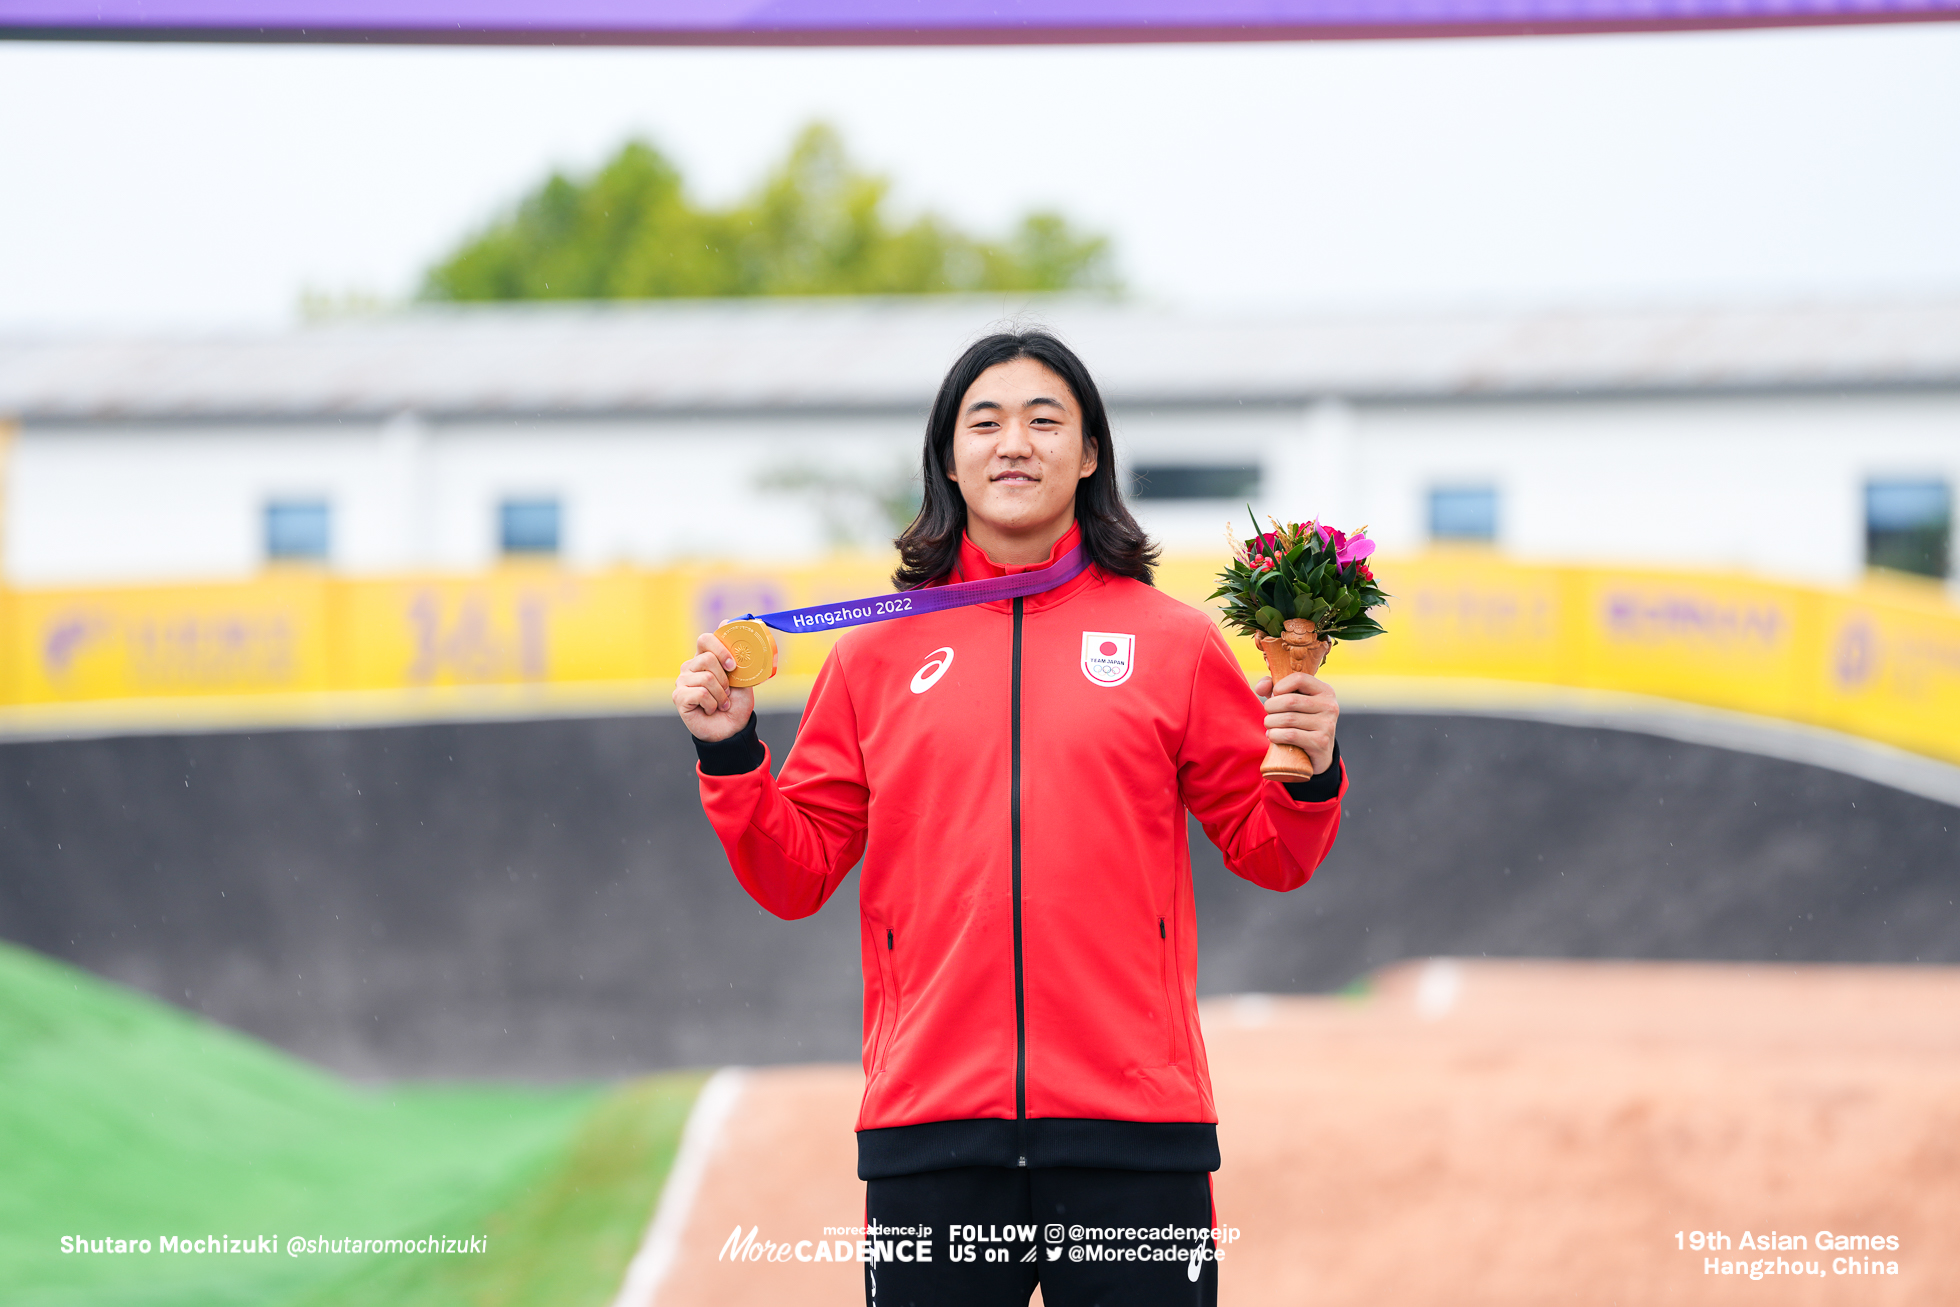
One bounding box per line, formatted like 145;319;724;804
697;527;1346;1178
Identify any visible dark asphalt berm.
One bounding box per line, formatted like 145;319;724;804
0;711;1951;1077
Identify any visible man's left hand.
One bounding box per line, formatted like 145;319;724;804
1254;671;1339;776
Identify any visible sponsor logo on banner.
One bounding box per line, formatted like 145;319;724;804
1080;633;1135;687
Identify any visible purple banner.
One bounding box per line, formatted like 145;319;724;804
2;0;1956;43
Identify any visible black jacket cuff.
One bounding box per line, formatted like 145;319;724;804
1282;740;1342;803
692;715;765;776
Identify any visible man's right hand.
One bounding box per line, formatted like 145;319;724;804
674;631;755;741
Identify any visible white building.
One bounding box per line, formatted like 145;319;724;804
0;295;1954;590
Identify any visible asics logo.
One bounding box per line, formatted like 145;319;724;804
909;647;955;694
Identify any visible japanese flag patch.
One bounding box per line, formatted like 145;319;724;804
1080;632;1136;687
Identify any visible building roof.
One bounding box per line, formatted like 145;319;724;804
4;296;1959;422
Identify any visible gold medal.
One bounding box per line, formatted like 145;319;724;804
716;619;779;688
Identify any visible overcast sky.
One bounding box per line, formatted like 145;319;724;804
2;24;1957;333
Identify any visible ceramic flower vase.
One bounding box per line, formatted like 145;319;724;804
1253;617;1331;782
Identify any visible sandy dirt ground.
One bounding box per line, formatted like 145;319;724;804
640;961;1959;1307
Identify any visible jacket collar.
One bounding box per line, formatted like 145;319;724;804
950;521;1101;612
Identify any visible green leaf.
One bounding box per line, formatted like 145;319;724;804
1255;606;1284;637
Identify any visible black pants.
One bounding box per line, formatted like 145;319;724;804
864;1166;1218;1307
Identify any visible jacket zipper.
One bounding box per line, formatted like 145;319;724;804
1011;595;1027;1165
1160;915;1180;1065
872;923;898;1071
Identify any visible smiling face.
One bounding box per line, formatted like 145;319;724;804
947;356;1099;565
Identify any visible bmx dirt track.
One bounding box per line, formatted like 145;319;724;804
646;960;1960;1307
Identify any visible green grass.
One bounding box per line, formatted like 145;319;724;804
0;941;702;1307
290;1075;701;1307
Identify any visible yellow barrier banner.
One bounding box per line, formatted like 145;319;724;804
0;555;1955;769
1568;568;1814;723
1310;556;1574;686
4;577;332;704
1813;582;1960;761
336;567;654;691
1167;555;1960;764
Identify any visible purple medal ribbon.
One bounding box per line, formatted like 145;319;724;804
744;545;1091;633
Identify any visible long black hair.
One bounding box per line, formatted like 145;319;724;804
892;330;1160;590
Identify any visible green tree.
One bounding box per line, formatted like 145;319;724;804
422;124;1117;301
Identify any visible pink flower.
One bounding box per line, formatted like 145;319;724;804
1336;532;1375;566
1252;556;1276;572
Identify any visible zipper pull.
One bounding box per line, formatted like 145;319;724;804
1159;918;1166;939
887;929;894;950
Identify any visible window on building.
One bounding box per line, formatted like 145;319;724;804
264;499;330;562
499;497;562;557
1130;464;1261;501
1865;479;1950;578
1429;486;1498;543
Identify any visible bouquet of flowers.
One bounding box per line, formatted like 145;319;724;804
1212;512;1389;781
1212;511;1388;649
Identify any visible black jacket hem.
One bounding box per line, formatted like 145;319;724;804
857;1118;1221;1180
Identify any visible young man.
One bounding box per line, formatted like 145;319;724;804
673;331;1345;1306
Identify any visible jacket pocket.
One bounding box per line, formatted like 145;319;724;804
1157;915;1185;1068
870;921;900;1072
